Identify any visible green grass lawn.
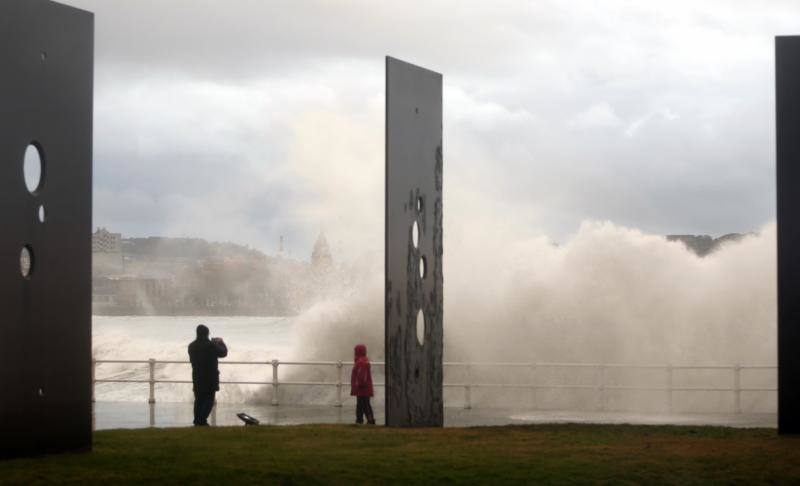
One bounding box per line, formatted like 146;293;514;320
1;424;799;485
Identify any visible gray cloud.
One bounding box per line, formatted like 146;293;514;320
61;0;799;256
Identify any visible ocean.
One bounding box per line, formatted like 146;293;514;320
93;315;304;403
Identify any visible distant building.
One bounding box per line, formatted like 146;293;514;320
92;228;124;275
93;227;122;253
92;275;172;314
311;232;333;270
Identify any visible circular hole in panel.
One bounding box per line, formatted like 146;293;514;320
411;220;419;249
416;309;425;346
38;205;46;223
20;245;34;278
37;387;45;397
416;196;423;213
23;144;44;193
419;255;427;279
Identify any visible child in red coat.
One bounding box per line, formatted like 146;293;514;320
351;344;375;424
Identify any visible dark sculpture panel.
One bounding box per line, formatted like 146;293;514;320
0;0;94;455
385;56;443;427
776;35;800;435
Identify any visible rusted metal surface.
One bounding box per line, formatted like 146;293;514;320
385;56;443;427
0;0;94;455
777;35;800;435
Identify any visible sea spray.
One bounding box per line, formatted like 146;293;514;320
92;221;776;412
93;316;295;403
283;220;777;411
291;220;775;366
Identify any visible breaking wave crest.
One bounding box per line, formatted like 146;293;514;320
93;221;777;412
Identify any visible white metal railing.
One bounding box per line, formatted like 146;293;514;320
92;359;777;414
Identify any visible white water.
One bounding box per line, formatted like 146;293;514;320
92;220;778;412
93;316;297;403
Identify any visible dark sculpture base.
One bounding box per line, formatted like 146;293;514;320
777;35;800;435
0;0;94;456
384;57;444;427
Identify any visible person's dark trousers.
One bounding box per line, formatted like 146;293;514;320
356;396;374;424
193;391;216;426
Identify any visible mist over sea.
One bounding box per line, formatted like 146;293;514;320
92;221;778;413
93;316;297;403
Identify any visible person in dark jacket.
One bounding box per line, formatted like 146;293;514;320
188;324;228;426
350;343;375;424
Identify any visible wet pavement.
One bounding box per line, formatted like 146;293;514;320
93;402;776;430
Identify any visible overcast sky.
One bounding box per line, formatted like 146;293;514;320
62;0;799;260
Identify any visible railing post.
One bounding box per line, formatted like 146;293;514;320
464;362;472;410
734;364;741;414
148;358;156;404
91;358;96;403
530;363;537;410
336;361;343;407
666;363;673;413
599;365;606;412
271;359;279;406
149;402;155;427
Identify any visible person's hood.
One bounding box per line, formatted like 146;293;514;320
196;324;210;339
354;344;367;358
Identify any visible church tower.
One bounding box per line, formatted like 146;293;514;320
311;232;333;270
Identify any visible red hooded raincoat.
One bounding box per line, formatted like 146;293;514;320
350;344;374;397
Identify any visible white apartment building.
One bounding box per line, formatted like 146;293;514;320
92;227;122;253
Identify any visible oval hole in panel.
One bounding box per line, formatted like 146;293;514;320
416;309;425;346
20;245;34;278
23;143;44;193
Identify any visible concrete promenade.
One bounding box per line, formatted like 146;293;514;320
93;402;776;430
